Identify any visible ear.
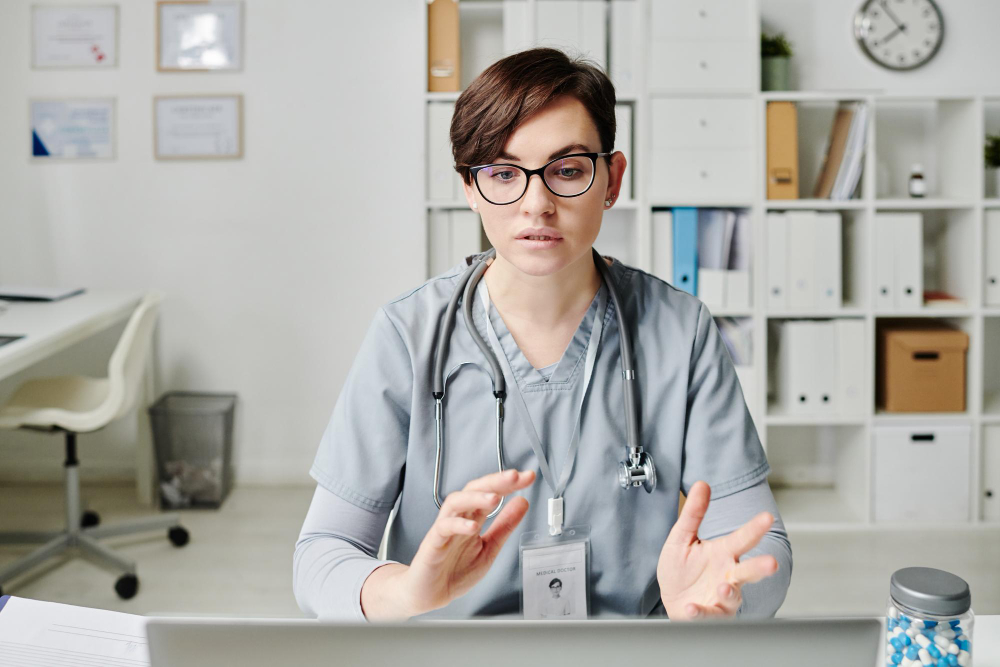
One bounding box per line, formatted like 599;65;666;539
462;177;479;211
603;151;628;209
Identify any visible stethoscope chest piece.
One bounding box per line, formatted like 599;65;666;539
618;450;656;494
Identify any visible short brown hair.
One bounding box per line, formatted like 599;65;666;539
450;47;616;185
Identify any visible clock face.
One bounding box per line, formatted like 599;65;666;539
854;0;944;71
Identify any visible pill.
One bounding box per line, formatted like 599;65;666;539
916;635;931;648
907;628;917;639
907;646;920;660
901;659;914;667
957;650;970;667
948;644;959;655
889;618;899;631
925;621;938;629
946;656;958;667
891;653;903;665
928;645;942;660
903;635;912;646
891;638;904;651
901;619;912;630
918;648;932;665
912;619;926;630
934;635;951;649
949;620;960;628
924;630;936;641
937;629;956;640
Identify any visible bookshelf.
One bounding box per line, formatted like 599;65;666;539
421;0;1000;531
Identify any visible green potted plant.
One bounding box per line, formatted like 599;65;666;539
761;32;793;92
986;134;1000;198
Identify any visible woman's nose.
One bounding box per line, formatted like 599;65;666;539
519;172;556;216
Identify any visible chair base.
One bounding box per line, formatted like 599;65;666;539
0;431;188;598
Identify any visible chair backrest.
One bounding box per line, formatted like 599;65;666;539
104;292;163;422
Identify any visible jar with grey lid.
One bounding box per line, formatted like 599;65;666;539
885;567;973;667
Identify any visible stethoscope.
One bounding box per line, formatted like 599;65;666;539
431;247;656;519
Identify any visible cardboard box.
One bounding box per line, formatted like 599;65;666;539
766;102;798;199
428;0;460;92
877;323;968;412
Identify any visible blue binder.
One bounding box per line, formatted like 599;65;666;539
672;207;698;296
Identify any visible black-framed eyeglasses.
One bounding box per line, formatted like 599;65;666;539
468;152;611;206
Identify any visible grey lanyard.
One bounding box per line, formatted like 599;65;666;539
477;279;608;535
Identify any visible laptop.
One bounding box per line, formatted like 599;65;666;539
146;616;881;667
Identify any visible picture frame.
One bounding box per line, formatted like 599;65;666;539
156;1;244;72
154;94;244;160
30;98;116;160
32;4;119;69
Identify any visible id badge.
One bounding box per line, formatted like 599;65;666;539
519;525;591;620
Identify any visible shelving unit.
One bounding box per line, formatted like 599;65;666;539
421;0;999;531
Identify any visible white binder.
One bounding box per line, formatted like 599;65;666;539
651;210;673;284
615;104;633;201
811;321;837;416
813;212;842;311
835;319;866;416
873;215;896;311
986;211;1000;306
609;0;639;96
428;209;452;276
427;102;459;201
786;211;817;310
766;212;787;311
451;210;484;262
984;425;1000;522
893;213;923;310
779;320;816;415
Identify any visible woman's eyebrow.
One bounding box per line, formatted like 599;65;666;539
497;143;593;162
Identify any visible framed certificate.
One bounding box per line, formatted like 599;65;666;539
157;1;243;71
31;98;116;160
32;5;118;69
154;95;243;160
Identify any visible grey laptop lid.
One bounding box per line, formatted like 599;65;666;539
146;617;881;667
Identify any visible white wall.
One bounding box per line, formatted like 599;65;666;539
0;0;425;483
761;0;1000;94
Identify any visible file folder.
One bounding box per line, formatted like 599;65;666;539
766;212;788;311
893;213;923;310
766;102;799;200
428;0;460;92
836;319;866;415
874;216;895;310
779;320;815;415
814;212;843;311
651;210;674;284
988;211;1000;306
672;207;698;296
812;321;837;416
786;211;816;310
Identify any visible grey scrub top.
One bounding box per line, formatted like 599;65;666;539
309;252;770;618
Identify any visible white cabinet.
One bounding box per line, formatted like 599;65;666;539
984;426;1000;522
873;425;971;523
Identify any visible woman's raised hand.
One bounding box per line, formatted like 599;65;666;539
656;480;779;620
361;469;535;619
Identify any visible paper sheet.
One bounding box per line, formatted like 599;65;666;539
0;596;149;666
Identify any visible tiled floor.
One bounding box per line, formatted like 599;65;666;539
1;483;997;617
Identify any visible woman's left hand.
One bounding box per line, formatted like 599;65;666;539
657;480;779;620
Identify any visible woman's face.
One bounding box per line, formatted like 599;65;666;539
462;95;627;278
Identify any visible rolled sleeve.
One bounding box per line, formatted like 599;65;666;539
310;307;412;512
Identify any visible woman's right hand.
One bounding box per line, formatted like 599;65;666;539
362;468;536;619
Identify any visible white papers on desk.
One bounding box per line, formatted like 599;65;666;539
0;596;149;666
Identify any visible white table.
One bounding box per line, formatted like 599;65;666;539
0;290;156;504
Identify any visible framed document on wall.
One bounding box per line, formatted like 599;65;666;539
154;94;243;160
31;98;116;159
157;1;243;71
32;5;118;68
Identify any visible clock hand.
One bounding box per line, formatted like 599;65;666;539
879;0;908;34
881;25;904;44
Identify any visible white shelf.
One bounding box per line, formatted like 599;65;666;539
874;309;974;317
425;91;461;102
873;411;973;424
764;199;865;210
766;309;866;319
760;90;877;102
649;200;754;209
874;198;976;209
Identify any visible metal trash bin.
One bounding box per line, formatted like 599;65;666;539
149;391;236;508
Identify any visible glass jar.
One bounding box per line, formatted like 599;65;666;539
885;567;973;667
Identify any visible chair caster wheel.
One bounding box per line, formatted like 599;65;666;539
115;574;139;600
81;510;101;528
168;526;190;547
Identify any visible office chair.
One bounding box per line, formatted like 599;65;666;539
0;293;189;599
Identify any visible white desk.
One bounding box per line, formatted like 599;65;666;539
0;291;156;504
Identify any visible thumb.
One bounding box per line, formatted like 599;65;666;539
480;496;530;562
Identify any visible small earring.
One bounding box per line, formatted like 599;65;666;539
605;198;613;206
472;203;478;209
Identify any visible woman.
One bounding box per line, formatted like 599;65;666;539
294;48;791;621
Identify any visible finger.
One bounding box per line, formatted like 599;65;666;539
666;481;710;546
715;582;742;615
424;516;480;550
682;602;727;620
728;554;779;587
464;469;536;495
719;512;774;556
441;491;502;517
481;496;530;562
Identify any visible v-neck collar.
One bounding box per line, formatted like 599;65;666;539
472;257;619;392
